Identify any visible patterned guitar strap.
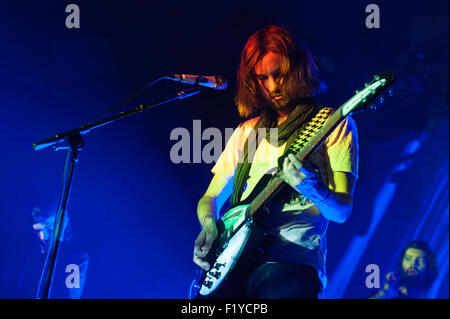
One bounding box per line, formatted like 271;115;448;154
276;106;334;206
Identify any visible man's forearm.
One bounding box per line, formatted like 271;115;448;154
293;170;353;224
315;191;352;223
197;196;217;227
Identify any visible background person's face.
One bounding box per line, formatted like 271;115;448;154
32;216;54;247
400;248;428;287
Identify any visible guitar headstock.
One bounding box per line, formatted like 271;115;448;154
341;70;396;116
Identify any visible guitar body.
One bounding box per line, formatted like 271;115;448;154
190;174;276;298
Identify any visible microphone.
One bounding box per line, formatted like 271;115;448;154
166;74;228;90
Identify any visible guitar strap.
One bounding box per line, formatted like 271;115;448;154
277;106;334;168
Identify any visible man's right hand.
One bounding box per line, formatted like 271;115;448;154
379;271;401;298
370;271;400;299
193;217;218;271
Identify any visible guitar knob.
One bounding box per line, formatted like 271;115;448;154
215;262;226;269
204;279;213;288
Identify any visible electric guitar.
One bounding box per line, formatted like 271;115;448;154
190;71;396;298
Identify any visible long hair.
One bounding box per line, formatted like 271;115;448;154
397;240;438;291
235;25;320;118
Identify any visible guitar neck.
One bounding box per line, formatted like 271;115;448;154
248;108;345;216
246;70;396;216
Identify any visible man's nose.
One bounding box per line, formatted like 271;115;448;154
267;76;278;93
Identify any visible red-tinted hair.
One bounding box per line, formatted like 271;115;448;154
235;25;320;118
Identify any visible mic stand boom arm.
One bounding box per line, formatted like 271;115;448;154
33;86;201;299
32;87;201;151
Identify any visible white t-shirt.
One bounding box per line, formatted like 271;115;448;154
211;109;359;289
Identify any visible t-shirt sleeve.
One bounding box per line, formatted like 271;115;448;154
324;115;359;178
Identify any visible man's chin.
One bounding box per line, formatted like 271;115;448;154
407;269;418;276
401;272;426;288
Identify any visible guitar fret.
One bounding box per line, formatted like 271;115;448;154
249;178;283;216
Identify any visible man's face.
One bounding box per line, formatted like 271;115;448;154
400;248;428;287
32;207;54;248
32;218;53;244
254;51;290;111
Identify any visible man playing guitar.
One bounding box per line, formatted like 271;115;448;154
193;25;359;299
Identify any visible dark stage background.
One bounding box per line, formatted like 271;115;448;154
0;1;448;298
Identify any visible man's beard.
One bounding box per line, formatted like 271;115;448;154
399;267;428;289
266;92;292;111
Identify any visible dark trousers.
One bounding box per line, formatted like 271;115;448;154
196;254;322;299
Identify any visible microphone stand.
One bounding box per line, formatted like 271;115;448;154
33;86;202;299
